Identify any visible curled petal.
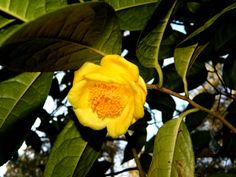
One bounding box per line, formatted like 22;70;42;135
107;103;135;138
73;62;102;84
74;108;109;130
101;55;139;81
129;81;146;119
84;72;125;84
67;80;91;109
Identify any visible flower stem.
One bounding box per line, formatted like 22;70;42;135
147;84;236;134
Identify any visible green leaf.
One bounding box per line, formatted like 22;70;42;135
147;89;176;123
44;120;106;177
136;0;177;86
162;61;208;92
159;30;186;60
174;42;208;96
147;109;198;177
223;53;236;89
185;92;215;131
0;0;67;22
0;72;52;128
102;0;160;31
0;0;67;45
0;72;53;165
178;2;236;45
0;2;121;71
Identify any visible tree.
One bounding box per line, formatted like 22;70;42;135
0;0;236;176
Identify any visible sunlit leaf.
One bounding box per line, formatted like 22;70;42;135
102;0;160;31
174;42;208;95
0;0;67;45
0;72;53;165
0;2;121;71
147;109;198;177
44;120;106;177
0;72;52;128
136;0;177;86
0;0;67;22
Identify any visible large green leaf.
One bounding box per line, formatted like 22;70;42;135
102;0;160;31
0;72;52;128
174;42;208;96
162;61;207;92
44;119;106;177
136;0;177;86
147;109;197;177
0;72;53;165
178;2;236;45
0;2;121;71
0;0;67;45
0;0;67;22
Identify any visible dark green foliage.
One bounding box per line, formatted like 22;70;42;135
0;0;236;176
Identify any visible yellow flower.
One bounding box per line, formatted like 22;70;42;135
67;55;147;138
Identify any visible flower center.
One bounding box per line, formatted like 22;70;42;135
89;83;125;118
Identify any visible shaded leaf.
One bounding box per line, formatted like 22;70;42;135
44;119;106;177
191;130;211;154
103;0;160;31
147;89;176;123
147;109;197;177
140;153;152;173
178;2;236;45
137;0;177;86
185;92;215;131
174;42;208;95
162;61;207;92
159;30;186;60
0;72;53;165
123;128;147;163
85;160;111;177
25;130;42;153
223;53;236;89
0;2;121;71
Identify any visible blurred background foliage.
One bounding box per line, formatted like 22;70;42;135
0;0;236;176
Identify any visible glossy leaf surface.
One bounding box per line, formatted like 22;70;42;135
147;109;197;177
0;2;121;71
0;72;53;165
44;120;106;177
103;0;160;31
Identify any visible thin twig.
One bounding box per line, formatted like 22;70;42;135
147;84;236;134
132;148;146;177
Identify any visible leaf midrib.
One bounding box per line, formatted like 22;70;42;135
0;72;40;128
115;1;158;12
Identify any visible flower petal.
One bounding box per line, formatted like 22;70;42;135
101;55;139;81
67;80;91;109
106;102;135;138
74;108;108;130
73;62;101;84
129;81;146;119
84;72;125;84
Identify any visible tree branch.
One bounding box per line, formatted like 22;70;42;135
105;167;138;176
147;84;236;134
